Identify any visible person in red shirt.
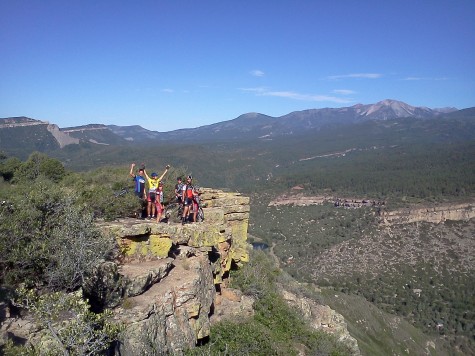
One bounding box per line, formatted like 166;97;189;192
181;175;197;224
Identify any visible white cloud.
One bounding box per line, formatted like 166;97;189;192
240;87;267;93
240;87;353;104
402;76;448;81
161;88;174;93
332;89;355;95
250;70;265;77
327;73;382;80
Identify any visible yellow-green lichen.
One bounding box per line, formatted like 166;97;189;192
149;235;173;258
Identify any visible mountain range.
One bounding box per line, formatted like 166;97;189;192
0;99;472;158
108;99;461;142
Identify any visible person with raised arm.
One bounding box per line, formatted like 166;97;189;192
129;163;147;218
144;164;170;220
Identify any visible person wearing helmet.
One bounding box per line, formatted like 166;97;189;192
129;163;146;199
129;162;147;218
175;176;184;204
181;175;197;224
144;164;170;219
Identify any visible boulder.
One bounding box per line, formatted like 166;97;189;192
83;259;173;309
211;287;255;324
115;253;215;355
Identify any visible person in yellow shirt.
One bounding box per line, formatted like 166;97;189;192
144;164;169;219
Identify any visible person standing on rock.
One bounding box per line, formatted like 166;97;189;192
175;176;184;204
129;163;146;199
182;175;198;224
129;163;147;218
191;185;202;223
144;164;170;220
155;183;165;223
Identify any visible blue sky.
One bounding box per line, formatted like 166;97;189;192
1;0;474;132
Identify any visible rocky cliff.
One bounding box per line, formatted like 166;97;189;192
379;201;475;225
47;124;80;147
90;188;251;354
281;289;360;355
91;188;361;355
269;193;475;226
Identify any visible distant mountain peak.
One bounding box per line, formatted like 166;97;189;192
433;107;458;113
351;99;436;119
379;98;404;105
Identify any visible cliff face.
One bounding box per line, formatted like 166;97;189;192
92;188;250;354
46;124;79;147
269;193;475;226
281;289;360;355
379;202;475;225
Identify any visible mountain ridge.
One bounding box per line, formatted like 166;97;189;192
0;100;471;156
106;99;463;142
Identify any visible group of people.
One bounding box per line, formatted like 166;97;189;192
129;163;200;224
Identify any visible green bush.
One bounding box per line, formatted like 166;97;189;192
13;152;66;183
0;156;22;182
7;288;122;356
0;178;114;291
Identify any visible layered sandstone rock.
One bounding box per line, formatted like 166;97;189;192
380;202;475;225
99;188;250;283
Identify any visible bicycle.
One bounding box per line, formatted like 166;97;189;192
164;201;184;223
194;194;205;222
164;195;205;223
114;187;129;198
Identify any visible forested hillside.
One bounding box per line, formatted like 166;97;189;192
248;201;474;354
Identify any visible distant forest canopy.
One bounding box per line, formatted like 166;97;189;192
1;114;474;202
272;142;475;200
55;116;475;201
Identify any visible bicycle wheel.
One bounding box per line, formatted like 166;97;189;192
165;203;182;223
196;207;205;222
